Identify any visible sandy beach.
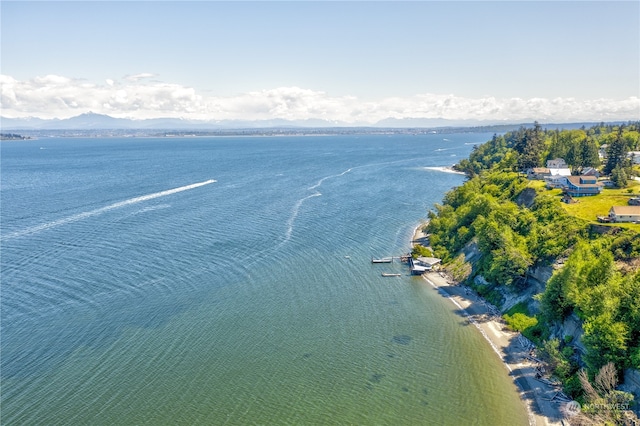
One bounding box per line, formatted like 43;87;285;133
412;226;566;426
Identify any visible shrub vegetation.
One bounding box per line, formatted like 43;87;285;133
428;122;640;401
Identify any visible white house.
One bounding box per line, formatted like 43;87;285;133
544;167;572;188
549;168;572;177
628;151;640;164
599;144;608;160
410;257;442;274
609;206;640;223
545;175;569;188
547;158;568;168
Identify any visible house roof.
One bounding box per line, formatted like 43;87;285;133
531;167;550;174
566;176;603;188
416;257;442;265
411;264;430;272
610;206;640;215
549;168;571;176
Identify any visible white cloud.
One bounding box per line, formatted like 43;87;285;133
1;74;639;124
124;73;157;82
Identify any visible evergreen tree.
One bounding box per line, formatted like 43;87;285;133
546;129;568;162
579;137;600;168
611;165;628;188
516;122;544;171
604;128;628;175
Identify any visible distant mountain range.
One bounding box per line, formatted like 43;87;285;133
0;113;369;130
0;112;614;132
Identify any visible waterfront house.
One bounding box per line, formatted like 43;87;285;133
563;176;604;197
416;257;442;268
609;206;640;223
410;256;442;274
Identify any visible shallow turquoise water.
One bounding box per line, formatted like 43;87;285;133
1;134;528;425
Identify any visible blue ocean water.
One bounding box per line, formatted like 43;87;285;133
1;134;528;425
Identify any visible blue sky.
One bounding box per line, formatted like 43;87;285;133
1;1;639;123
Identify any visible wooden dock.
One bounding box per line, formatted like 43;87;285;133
371;255;411;264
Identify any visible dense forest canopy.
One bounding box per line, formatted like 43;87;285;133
427;122;640;405
455;122;640;179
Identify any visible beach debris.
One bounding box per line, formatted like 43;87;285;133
534;376;561;387
542;391;573;403
518;334;536;351
525;354;543;364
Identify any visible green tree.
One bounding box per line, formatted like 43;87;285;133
623;130;640;151
546;129;570;163
582;313;628;371
610;164;628;188
542;265;576;321
579;137;600;168
488;243;531;288
456;134;510;176
604;128;628;175
618;270;640;340
541;338;571;379
547;129;588;169
515;122;544;171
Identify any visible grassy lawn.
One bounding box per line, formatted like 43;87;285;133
559;180;640;231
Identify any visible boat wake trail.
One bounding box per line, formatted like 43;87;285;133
3;179;217;240
308;168;352;191
277;167;353;247
283;192;322;243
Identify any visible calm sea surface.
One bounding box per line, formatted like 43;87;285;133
1;134;528;425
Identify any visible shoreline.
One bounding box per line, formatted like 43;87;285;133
411;224;564;426
422;166;466;175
